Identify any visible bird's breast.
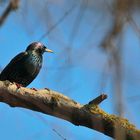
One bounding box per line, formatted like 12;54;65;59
25;53;42;75
29;54;42;66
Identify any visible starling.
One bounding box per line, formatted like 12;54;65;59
0;42;53;87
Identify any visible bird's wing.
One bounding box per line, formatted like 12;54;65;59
0;52;28;80
8;52;28;65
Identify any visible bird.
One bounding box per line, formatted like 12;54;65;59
0;42;53;87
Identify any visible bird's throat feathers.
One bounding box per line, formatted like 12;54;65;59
27;51;42;67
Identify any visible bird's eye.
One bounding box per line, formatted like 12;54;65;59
36;48;42;54
43;46;46;50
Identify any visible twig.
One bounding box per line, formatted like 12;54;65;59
0;0;19;26
88;94;107;105
52;129;67;140
39;3;77;41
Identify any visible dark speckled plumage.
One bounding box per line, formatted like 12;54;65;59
0;42;53;87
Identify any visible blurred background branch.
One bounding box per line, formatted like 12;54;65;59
0;0;19;26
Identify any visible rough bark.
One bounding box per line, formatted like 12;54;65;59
0;80;139;140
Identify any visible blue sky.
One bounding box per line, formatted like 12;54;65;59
0;0;140;140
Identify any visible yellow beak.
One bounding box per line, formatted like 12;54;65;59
45;48;53;53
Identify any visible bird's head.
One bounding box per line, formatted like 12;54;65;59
26;42;53;55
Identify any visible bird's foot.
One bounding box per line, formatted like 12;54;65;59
14;83;23;89
30;88;38;91
44;88;50;91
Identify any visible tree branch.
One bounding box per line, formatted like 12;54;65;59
0;80;139;140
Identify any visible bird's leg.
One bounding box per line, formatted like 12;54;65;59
14;82;23;89
30;88;38;91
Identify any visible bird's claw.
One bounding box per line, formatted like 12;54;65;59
44;88;50;91
14;82;22;89
30;88;38;91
